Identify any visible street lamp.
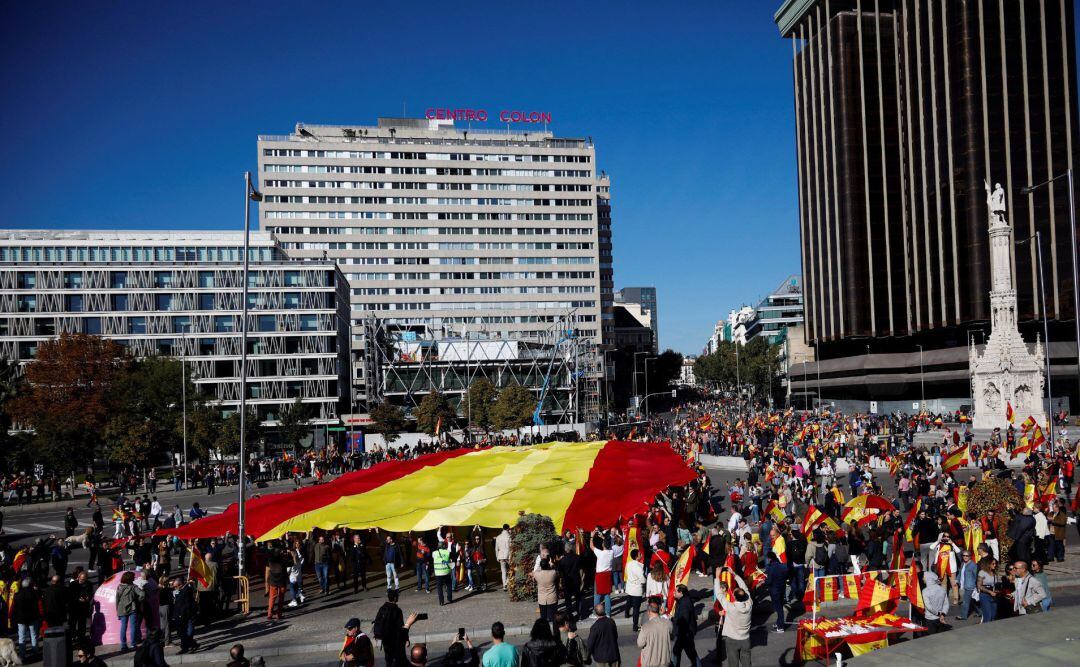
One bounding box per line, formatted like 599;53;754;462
633;351;648;416
1021;169;1079;408
916;344;925;410
644;356;655;419
181;333;188;490
735;343;741;400
237;171;263;577
802;359;808;411
1018;231;1057;453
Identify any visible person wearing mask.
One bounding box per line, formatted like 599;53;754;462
520;618;565;667
635;597;672;667
115;571;145;651
481;622;517;667
623;548;647;632
717;582;752;667
586;602;620;667
495;524;512;591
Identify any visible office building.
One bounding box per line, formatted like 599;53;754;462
612;304;654;354
755;276;805;345
0;230;349;426
616;286;658;351
776;0;1080;406
258;118;612;421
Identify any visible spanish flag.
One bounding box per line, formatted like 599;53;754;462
10;548;28;574
1011;435;1034;460
772;533;788;564
765;499;786;524
1006;401;1015;424
665;545;696;615
887;456;900;477
801;506;840;535
906;559;924;613
889;532;905;570
698;415;713;431
964;519;985;555
1020;415;1037;434
1024;482;1037;509
855;576;900;616
623;525;641;571
435;416;443;436
847;633;889;656
1031;425;1047;450
904;497;922;544
942;444;969;473
844;494;895;513
955;485;969;516
188;544;216;589
830;485;845;506
1038;479;1058;504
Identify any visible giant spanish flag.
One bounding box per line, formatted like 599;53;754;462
165;440;695;541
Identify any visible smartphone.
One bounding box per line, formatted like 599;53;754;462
415;613;429;621
458;628;465;641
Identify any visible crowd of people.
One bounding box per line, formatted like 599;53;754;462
1;398;1078;665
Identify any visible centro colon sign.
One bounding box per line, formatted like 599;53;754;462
425;108;553;124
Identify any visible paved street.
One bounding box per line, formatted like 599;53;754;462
30;465;1076;666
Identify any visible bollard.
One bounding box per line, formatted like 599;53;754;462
42;625;71;667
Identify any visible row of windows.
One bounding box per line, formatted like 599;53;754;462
12;292;335;313
322;241;593;251
263;166;591;178
0;313;330;336
355;301;596;312
262;180;592;202
350;285;594;296
269;224;593;236
0;246;278;264
362;314;597;327
10;270;332;290
265;207;597;220
344;270;595;281
263;149;591;163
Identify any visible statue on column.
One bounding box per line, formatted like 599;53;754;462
984;179;1006;219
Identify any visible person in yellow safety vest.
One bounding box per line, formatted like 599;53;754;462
432;543;453;607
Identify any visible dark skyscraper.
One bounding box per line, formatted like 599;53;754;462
775;0;1080;404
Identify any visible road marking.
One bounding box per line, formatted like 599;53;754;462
28;523;60;530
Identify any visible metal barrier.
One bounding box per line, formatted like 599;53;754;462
235;575;250;614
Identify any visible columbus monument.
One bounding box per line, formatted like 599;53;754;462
970;180;1047;430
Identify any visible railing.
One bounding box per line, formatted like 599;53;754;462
258;133;590;149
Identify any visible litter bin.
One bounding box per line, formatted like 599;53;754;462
42;625;71;667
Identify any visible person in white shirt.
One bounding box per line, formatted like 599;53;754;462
591;532;614;616
624;548;647;631
149;497;163;530
494;524;511;591
727;509;743;534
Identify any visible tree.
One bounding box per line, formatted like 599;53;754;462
9;334;125;468
414;391;456;436
184;403;224;461
465;378;498;430
216;407;261;460
370;399;407;444
277;397;313;454
106;356;186;469
0;357;23;473
694;338;781;401
492;382;536;430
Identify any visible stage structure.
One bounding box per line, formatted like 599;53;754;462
358;311;602;425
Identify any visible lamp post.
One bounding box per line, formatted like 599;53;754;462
181;334;188;490
644;356;655;419
735;343;741;401
237;171;262;576
1018;231;1057;453
916;344;925;410
633;351;647;417
1021;169;1080;410
802;359;808;411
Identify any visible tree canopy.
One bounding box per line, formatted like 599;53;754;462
414;390;456;435
370;399;408;443
492;382;536;430
465;377;498;430
694;338;781;401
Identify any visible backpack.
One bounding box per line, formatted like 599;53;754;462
566;635;590;667
814;544;829;567
372;604;390;641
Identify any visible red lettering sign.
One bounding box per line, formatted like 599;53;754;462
425;107;550;124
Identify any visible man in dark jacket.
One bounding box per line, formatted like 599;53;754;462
557;544;582;619
42;574;69;629
1008;507;1036;563
372;589;417;667
68;569;95;639
585;604;620;667
382;535;401;591
764;552;789;633
13;579;42;661
350;533;371;593
171;577;199;654
670;585;698;667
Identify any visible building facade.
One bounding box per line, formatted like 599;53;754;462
776;0;1080;405
615;286;658;351
257;118;612;419
0;230;350;425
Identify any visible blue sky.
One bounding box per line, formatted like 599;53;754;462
0;1;800;355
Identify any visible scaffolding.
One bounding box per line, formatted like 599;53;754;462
360;312;602;425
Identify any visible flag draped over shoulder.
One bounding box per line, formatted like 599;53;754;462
10;548;28;574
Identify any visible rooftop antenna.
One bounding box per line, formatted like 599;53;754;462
402;100;406;117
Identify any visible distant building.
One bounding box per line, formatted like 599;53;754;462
755;276;804;345
615;287;658;352
0;230;350;427
679;355;697;387
612;304;654;354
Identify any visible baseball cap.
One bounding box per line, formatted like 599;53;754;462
344;618;361;630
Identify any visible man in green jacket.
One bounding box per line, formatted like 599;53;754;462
433;543;453;606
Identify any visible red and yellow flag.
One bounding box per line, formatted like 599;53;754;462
906;559;924;613
847;633;889;656
903;497;922;544
942;444;969;473
765;499;786;524
1011;435;1034;460
665;545;697;615
623;525;641;571
1031;425;1047;450
1020;415;1037;434
1006;401;1015;424
772;533;788;564
10;548;28;574
188;545;216;589
830;485;845;506
855;576;900;616
801;506;840;536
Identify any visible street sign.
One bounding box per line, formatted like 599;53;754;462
912;402;920;411
869;401;878;414
327;426;346;432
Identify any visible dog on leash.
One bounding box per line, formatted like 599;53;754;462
0;637;22;667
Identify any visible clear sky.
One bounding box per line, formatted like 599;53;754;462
0;1;800;355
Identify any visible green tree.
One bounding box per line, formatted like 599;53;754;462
492;382;537;430
184;403;224;461
414;391;456;436
465;378;498;430
277;397;313;454
106;356;186;469
0;357;23;472
10;334;125;469
693;339;780;400
370;399;407;444
216;407;261;459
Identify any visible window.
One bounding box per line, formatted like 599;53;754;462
129;317;147;334
64;272;83;289
112;294;128;311
173;316;191;334
84;317;102;335
214;315;234;333
284;271;302;287
65;294;84;312
17;272;35;289
154;272;173;288
299;314;318;331
34;319;55;336
199;294;215;310
283;293;300;309
157;339;174;355
156;294;173;311
111;271;127;289
199;338;216;355
17;295;36;312
258;315;275;332
198;271;215;288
